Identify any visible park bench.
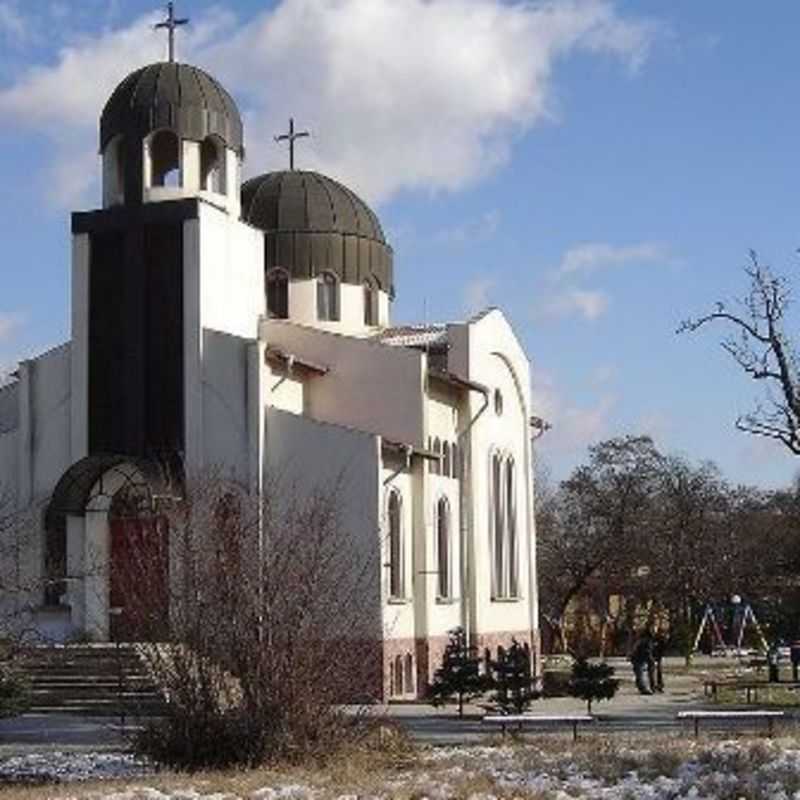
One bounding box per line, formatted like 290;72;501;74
677;710;785;738
482;714;595;742
703;679;800;703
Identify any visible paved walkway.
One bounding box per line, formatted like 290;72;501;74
0;656;796;753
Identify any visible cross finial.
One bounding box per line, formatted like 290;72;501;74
155;2;189;63
274;118;310;171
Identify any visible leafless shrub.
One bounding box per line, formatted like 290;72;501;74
118;468;383;769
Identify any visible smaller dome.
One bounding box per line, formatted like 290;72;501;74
100;62;243;155
242;170;386;242
242;170;393;293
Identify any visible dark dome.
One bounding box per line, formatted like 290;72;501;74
100;62;243;155
242;170;393;292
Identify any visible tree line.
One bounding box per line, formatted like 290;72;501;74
535;435;800;657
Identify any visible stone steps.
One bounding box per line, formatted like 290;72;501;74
20;644;166;717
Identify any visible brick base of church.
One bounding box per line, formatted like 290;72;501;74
383;629;541;701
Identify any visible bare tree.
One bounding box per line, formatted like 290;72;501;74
119;468;384;768
536;436;663;654
679;251;800;454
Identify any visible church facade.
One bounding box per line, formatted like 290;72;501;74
0;59;541;699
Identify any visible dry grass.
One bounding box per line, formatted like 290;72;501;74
4;732;800;799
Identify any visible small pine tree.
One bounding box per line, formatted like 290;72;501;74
568;657;619;713
488;638;538;715
0;666;29;718
428;627;489;717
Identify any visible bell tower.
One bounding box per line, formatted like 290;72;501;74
69;58;259;469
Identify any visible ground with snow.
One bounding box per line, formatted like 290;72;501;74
3;738;800;799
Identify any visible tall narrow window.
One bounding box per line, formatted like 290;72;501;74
393;655;404;696
451;443;460;479
317;272;340;321
492;453;505;597
404;653;415;695
442;442;451;478
363;281;377;326
388;491;404;599
506;458;518;597
432;438;442;476
436;497;451;598
266;269;289;319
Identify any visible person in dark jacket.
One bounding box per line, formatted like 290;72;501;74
649;633;665;693
630;631;654;694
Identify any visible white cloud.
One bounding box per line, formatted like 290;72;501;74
462;277;495;315
0;0;658;208
533;287;609;321
435;210;501;246
557;241;670;276
0;312;23;342
531;368;615;454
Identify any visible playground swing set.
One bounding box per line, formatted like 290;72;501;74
691;595;770;656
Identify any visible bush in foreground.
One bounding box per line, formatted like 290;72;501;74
121;471;382;769
0;664;29;718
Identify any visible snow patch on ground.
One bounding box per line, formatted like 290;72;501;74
0;751;151;784
3;741;800;798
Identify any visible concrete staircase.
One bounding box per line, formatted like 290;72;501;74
21;644;166;717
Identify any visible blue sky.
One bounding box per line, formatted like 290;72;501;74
0;0;798;488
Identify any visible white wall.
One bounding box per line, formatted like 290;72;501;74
265;408;383;639
261;321;426;448
454;309;537;640
201;330;250;484
265;363;305;416
0;431;18;501
28;346;72;502
197;202;265;340
184;200;264;473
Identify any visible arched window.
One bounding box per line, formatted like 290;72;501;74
104;135;126;206
266;268;289;319
442;442;451;478
149;130;180;187
388;491;404;599
506;457;518;597
393;655;404;696
363;280;377;326
404;653;415;695
200;135;227;194
491;453;506;598
432;438;441;476
317;272;340;321
489;452;518;599
436;496;451;598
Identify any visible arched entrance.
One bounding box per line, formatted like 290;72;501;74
45;455;180;641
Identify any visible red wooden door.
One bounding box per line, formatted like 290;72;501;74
109;514;169;641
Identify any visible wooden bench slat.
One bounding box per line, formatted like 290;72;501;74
677;709;784;738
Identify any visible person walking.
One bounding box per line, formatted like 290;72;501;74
649;633;665;693
790;641;800;682
630;630;654;695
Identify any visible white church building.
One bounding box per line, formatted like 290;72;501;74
0;58;541;700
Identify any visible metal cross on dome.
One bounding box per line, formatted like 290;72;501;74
274;118;310;171
155;2;189;64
